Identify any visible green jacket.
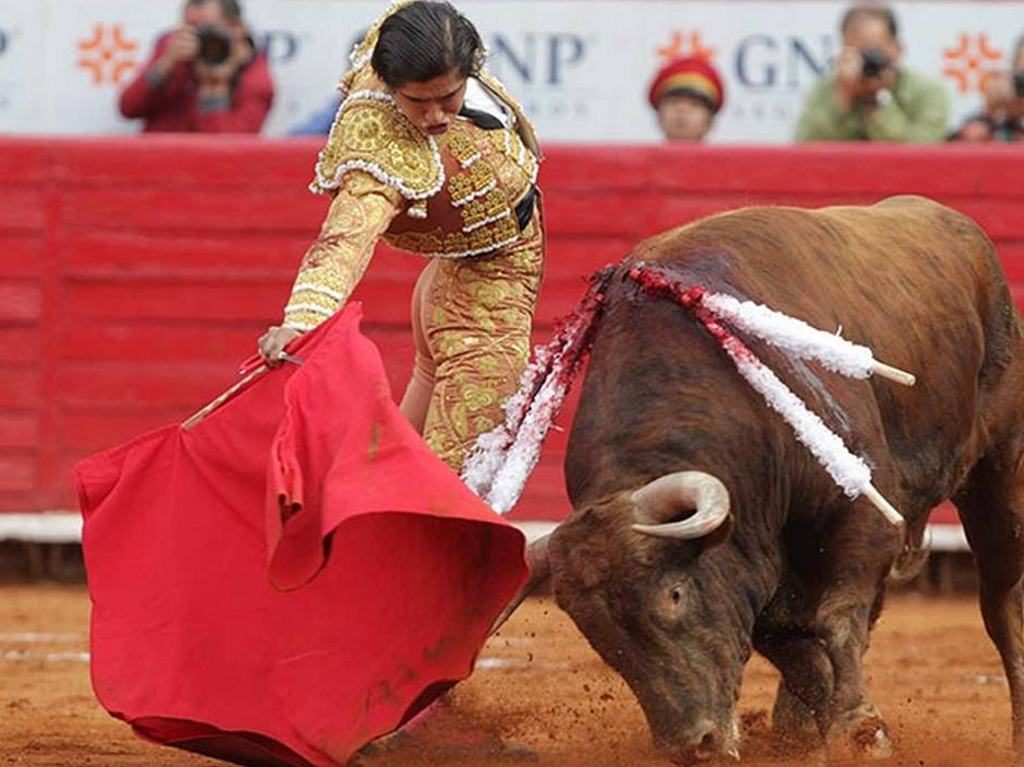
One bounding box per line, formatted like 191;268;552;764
794;68;950;143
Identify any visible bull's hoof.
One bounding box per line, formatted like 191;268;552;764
826;714;892;762
850;721;893;759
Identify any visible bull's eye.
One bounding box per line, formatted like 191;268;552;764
657;581;687;623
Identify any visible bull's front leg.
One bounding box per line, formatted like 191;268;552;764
752;628;832;741
815;499;901;760
818;599;891;758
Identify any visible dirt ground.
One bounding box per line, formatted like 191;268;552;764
0;584;1015;767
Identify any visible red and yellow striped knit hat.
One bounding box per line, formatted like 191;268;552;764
648;56;725;114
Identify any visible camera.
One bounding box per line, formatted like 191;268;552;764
1013;70;1024;99
196;25;232;65
861;48;891;79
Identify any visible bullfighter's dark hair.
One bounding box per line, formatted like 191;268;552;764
371;1;484;89
187;0;243;22
840;4;899;39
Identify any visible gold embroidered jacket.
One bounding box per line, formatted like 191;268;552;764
282;73;541;333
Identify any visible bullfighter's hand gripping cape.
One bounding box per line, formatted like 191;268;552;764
74;304;528;767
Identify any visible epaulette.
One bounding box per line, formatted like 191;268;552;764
310;91;444;201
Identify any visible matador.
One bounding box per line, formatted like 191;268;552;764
278;3;544;474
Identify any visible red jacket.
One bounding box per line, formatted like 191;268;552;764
119;32;274;133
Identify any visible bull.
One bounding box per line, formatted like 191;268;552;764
527;196;1024;762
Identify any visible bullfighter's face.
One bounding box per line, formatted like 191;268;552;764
393;68;468;136
547;479;751;764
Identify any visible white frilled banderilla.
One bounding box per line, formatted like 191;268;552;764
461;263;915;527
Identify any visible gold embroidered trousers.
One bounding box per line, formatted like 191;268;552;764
399;208;545;472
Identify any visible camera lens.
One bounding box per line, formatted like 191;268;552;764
196;26;232;65
861;48;891;78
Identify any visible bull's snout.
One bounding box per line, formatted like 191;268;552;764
657;720;740;766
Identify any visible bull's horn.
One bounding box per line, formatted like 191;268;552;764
631;471;731;540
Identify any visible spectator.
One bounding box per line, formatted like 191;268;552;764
795;4;948;142
648;57;725;142
119;0;274;133
951;35;1024;142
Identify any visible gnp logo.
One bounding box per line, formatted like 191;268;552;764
488;32;587;86
943;33;1003;94
487;32;589;121
733;34;832;89
655;29;831;90
77;23;139;86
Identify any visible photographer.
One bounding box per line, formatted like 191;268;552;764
119;0;273;133
795;4;948;142
951;36;1024;142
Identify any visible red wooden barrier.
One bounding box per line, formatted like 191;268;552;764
2;137;1023;522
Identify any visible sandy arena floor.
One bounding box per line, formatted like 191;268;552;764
0;584;1014;767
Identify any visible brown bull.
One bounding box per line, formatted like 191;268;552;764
531;196;1024;762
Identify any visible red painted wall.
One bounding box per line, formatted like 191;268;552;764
2;137;1022;523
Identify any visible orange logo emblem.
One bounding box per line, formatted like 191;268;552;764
657;30;716;64
77;24;139;86
942;33;1003;94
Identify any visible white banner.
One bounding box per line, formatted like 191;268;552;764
0;0;1020;142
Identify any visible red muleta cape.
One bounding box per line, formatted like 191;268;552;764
74;304;528;767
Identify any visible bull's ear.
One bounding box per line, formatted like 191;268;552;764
490;534;552;635
631;471;733;549
525;534;552;582
548;508;609;591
